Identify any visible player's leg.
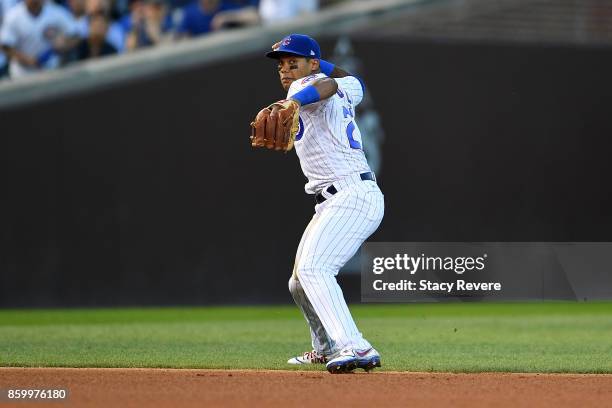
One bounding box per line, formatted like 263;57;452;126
295;182;384;362
288;277;334;361
288;215;335;362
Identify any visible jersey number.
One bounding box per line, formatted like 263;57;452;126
295;116;305;141
342;105;361;149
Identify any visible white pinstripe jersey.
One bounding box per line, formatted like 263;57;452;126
287;73;371;194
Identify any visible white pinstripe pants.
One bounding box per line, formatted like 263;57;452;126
289;175;384;354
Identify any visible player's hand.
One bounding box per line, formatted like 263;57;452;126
271;41;281;51
250;99;300;152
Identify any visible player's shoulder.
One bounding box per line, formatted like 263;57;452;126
335;75;362;91
335;75;365;106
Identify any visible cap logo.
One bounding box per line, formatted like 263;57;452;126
310;50;315;56
282;37;292;46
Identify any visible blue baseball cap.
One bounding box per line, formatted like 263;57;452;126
266;34;321;60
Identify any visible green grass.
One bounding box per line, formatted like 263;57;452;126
1;303;611;373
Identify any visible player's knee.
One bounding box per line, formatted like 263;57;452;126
295;265;313;281
288;276;299;296
296;264;336;280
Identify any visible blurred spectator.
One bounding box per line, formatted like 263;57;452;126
258;0;317;25
176;0;221;37
118;0;143;33
0;0;19;78
123;0;172;50
0;0;327;79
1;0;79;78
76;0;124;51
74;11;116;59
66;0;85;23
209;0;258;31
176;0;257;38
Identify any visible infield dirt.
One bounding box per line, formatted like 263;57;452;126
1;368;611;407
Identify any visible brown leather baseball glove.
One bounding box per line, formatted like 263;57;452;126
250;99;300;152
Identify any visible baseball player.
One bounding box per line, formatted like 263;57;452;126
251;34;384;373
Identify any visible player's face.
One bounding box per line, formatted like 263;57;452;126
277;56;317;91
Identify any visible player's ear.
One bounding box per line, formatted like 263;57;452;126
311;58;320;73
